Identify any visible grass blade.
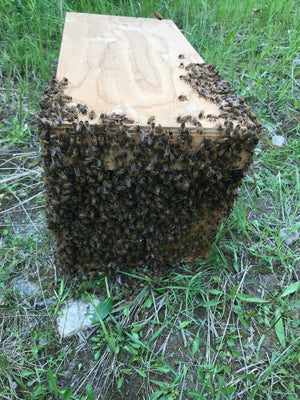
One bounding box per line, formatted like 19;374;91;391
280;282;300;298
274;309;286;349
236;294;268;303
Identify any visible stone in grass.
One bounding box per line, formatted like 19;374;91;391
280;228;299;246
13;278;40;297
272;135;286;147
57;298;101;338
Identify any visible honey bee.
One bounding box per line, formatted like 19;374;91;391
181;180;190;191
84;120;91;133
178;54;185;59
128;126;135;133
179;62;185;68
178;95;188;101
147;115;155;125
186;63;196;69
164;146;171;158
155;124;163;134
62;182;72;190
198;111;205;120
61;94;72;103
51;101;61;111
67;113;76;122
74;167;81;177
153;12;163;20
215;120;223;131
206;114;215;121
76;121;83;132
182;115;192;122
89;110;96;120
100;113;107;120
252;8;261;13
37;116;50;126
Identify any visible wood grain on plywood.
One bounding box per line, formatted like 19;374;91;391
56;13;220;129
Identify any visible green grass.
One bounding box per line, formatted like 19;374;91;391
0;0;299;399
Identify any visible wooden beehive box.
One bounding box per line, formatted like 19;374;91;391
37;12;261;275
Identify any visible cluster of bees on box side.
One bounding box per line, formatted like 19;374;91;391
36;62;262;281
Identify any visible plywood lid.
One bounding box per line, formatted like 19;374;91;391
56;12;220;131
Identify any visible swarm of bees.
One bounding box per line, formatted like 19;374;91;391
37;62;262;280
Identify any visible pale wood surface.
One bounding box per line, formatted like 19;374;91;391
57;12;221;131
